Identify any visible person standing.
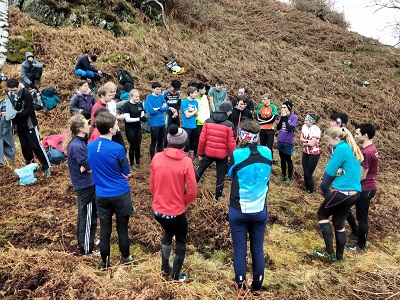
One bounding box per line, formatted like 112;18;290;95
276;100;298;184
121;89;147;169
256;93;278;153
230;96;253;140
6;78;50;174
181;86;199;159
208;78;228;113
146;82;169;159
65;114;98;255
87;112;133;269
0;96;16;168
150;125;197;282
314;127;363;261
195;82;210;136
228;120;272;297
346;123;379;251
163;80;181;147
300;113;321;194
196;101;236;201
231;86;254;113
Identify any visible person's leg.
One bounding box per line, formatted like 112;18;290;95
306;154;320;193
26;127;50;170
346;209;359;237
215;157;228;200
228;206;248;290
332;193;359;259
172;112;180;126
76;186;96;254
157;125;166;153
163;111;173;148
189;128;198;158
356;190;376;249
99;214;112;264
18;131;34;164
302;153;309;191
171;214;188;280
195;155;214;182
116;215;131;258
265;129;275;154
154;214;175;274
125;128;135;166
183;128;190;153
248;208;268;291
286;153;293;180
150;126;159;159
279;150;287;179
134;129;142;165
259;129;267;147
3;138;15;164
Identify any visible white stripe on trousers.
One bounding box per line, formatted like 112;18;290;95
84;202;92;254
33;126;51;167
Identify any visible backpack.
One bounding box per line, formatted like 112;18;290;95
30;89;43;111
46;146;66;165
41;88;61;110
117;69;135;92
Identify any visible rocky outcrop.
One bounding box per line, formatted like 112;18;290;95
0;0;8;69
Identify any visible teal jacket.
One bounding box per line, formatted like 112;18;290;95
326;141;361;192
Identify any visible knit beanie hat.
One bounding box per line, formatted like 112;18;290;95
219;101;233;113
283;100;293;112
167;125;188;149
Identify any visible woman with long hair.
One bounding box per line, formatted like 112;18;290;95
314;127;363;261
228;120;273;297
64;114;98;256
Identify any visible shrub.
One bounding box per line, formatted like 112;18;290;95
291;0;348;28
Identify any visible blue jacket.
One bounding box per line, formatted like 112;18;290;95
145;94;169;127
228;143;272;213
67;136;94;191
88;137;130;197
325;140;361;192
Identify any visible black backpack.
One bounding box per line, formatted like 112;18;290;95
117;69;135;92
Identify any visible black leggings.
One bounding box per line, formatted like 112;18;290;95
99;215;130;263
196;155;228;200
183;127;199;152
125;127;142;165
150;126;165;159
302;153;320;193
279;151;293;179
155;213;188;280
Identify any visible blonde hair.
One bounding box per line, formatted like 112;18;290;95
129;89;139;98
63;114;88;149
325;127;363;162
103;81;117;92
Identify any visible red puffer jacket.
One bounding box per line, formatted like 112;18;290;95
198;112;236;159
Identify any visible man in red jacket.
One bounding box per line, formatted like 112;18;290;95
196;101;236;201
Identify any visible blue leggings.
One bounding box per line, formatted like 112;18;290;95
229;206;268;291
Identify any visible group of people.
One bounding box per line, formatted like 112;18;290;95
0;52;379;297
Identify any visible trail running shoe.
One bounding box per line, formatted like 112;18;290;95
251;289;261;296
120;255;137;265
161;266;172;279
172;273;189;282
313;249;337;261
280;175;287;181
345;243;365;252
98;261;110;270
43;168;51;175
284;178;292;184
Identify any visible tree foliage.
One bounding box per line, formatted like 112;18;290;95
371;0;400;46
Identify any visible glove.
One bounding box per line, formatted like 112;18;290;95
140;116;148;122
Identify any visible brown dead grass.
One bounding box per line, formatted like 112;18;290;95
1;1;400;299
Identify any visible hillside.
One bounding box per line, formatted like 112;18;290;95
0;1;400;299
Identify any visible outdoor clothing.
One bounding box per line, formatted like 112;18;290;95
70;91;96;119
88;137;130;197
360;144;378;191
90;100;107;126
122;101;145;165
197;112;236;159
208;87;227;112
76;185;97;255
150;125;165;159
0;99;15;166
256;103;278;130
196;94;210;126
277;113;298;144
146;93;169;127
21;52;42;88
301;124;321;193
150;148;197;216
232;97;254;112
230;107;253;137
301;124;320;155
181;98;198;129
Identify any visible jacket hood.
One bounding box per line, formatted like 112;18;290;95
25;52;34;60
163;147;186;160
212;112;229;122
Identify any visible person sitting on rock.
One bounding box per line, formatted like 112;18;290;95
21;52;43;90
70;80;96;120
74;54;104;86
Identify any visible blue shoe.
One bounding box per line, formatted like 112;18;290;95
43;168;51;175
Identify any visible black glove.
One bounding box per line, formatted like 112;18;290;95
140;116;148;122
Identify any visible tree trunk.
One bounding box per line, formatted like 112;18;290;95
0;0;9;69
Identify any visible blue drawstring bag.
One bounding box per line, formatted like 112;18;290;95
14;163;38;186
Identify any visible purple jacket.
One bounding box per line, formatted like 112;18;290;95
277;113;298;144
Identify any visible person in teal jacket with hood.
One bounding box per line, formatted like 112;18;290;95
314;127;363;261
